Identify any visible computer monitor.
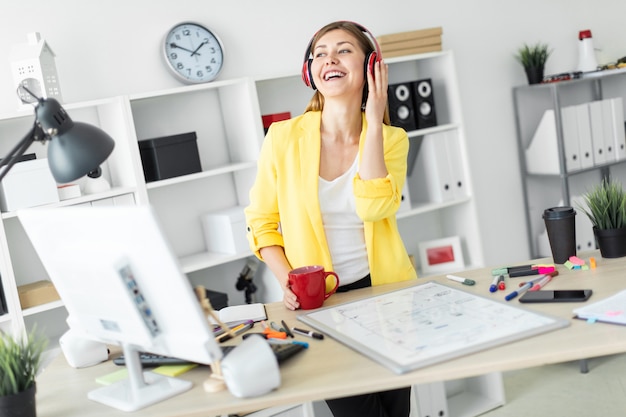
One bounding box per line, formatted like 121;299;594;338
18;205;223;412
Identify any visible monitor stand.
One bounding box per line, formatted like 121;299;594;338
87;343;193;412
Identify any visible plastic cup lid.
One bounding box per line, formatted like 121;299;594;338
543;206;576;220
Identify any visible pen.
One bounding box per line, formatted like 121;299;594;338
530;270;558;291
505;281;533;301
518;274;549;287
281;320;294;338
491;264;553;276
497;275;506;290
267;339;309;348
446;275;476;286
491;264;534;275
520;270;559;287
218;320;254;343
489;275;500;293
530;276;551;291
292;327;324;340
509;266;555;278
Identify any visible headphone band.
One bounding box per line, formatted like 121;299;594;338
301;21;382;89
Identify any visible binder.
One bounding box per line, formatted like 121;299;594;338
561;105;582;172
575;103;595;169
399;181;412;212
412;381;449;417
0;277;7;315
588;101;607;165
443;131;468;199
525;109;560;174
570;195;596;252
604;98;626;161
411;133;454;203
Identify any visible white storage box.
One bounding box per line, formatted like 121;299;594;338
0;158;59;212
202;206;249;254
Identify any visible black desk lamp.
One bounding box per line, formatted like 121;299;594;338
0;87;115;184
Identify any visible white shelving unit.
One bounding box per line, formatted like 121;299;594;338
0;96;146;342
512;69;626;258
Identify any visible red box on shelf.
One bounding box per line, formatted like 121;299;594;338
262;112;291;133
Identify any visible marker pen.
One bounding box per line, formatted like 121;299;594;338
509;266;555;278
489;275;500;293
281;320;294;338
218;320;254;343
530;270;559;291
292;327;324;340
446;275;476;286
505;281;533;301
497;275;506;290
491;264;534;276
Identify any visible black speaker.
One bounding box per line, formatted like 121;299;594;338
412;78;437;129
388;82;417;131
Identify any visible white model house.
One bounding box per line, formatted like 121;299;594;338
10;32;63;110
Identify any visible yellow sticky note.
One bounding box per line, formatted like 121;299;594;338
95;368;128;385
152;364;198;377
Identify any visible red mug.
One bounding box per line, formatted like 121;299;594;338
288;265;340;310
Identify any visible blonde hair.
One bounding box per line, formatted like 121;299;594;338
303;21;390;125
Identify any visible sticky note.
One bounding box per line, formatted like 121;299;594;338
95;368;128;385
569;256;585;266
152;364;198;377
564;260;575;270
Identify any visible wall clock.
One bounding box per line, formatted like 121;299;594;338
163;22;224;84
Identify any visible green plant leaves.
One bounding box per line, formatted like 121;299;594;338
515;43;552;68
579;177;626;230
0;329;47;396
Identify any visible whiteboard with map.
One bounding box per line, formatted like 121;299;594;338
299;281;569;374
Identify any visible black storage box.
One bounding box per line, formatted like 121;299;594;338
138;132;202;182
205;289;228;310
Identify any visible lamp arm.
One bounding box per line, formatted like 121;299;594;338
0;122;45;183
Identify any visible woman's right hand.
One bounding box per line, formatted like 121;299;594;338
283;284;300;310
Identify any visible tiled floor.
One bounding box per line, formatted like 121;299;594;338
480;353;626;417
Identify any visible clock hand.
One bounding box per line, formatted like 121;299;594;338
190;40;208;57
169;43;199;55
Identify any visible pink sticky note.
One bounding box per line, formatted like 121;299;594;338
569;256;585;266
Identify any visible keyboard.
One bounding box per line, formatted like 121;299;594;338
113;342;306;367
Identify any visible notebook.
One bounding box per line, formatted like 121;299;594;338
214;303;267;325
573;289;626;325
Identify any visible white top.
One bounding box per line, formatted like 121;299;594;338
318;155;369;286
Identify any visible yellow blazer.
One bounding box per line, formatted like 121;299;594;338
245;111;417;286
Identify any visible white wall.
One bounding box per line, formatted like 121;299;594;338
1;0;626;266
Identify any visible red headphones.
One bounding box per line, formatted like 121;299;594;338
301;21;382;90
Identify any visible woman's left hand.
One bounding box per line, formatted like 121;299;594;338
365;59;388;124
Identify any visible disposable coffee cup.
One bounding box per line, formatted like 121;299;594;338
543;206;576;264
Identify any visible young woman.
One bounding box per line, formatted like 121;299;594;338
245;20;416;416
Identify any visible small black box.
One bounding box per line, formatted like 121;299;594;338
138;132;202;182
205;289;228;310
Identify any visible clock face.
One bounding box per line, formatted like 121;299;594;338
17;78;41;104
163;22;224;84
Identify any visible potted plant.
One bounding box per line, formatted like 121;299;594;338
515;42;552;85
578;177;626;258
0;329;47;417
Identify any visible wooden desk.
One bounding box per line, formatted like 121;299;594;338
36;252;626;417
